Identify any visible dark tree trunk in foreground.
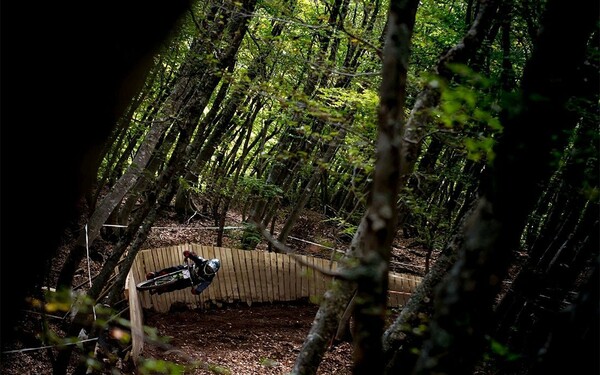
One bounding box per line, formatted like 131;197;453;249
2;0;191;351
351;0;419;372
382;1;501;370
56;121;168;290
412;0;599;373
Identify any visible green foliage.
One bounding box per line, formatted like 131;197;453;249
137;358;186;375
178;176;201;195
259;357;280;367
323;216;357;240
34;289;203;374
430;64;503;164
484;336;522;363
411;0;468;72
208;363;232;374
309;294;323;304
238;175;283;199
240;222;264;250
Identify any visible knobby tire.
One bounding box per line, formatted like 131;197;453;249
136;272;181;291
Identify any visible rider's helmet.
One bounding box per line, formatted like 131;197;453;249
204;259;221;276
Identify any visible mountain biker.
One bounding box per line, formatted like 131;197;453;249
146;250;221;295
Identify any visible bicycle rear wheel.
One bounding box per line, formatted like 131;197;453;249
136;271;181;291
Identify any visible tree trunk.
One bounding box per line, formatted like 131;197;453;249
56;119;170;289
411;0;598;372
277;125;348;246
292;0;420;372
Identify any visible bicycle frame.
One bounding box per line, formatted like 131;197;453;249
136;262;196;293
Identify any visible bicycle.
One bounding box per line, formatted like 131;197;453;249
136;258;197;295
136;251;220;295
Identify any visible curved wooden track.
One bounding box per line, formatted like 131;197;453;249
126;243;422;359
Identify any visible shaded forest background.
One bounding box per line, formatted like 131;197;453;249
1;0;598;374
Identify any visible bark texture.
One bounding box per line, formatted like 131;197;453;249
412;0;599;373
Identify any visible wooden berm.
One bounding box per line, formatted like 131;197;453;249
125;243;422;359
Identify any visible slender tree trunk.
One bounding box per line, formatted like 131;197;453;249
277;125;347;246
56;120;171;289
396;0;499;230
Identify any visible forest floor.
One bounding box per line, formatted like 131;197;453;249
0;207;434;375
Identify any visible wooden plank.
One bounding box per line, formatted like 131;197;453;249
266;252;275;302
312;257;321;298
252;251;263;302
129;252;142;298
189;243;199;258
300;255;309;299
278;253;286;301
152;247;168;313
195;244;205;259
263;252;272;301
162;246;176;311
222;247;236;301
388;273;399;306
256;251;266;302
136;250;150;309
222;247;237;302
214;247;230;303
282;254;290;301
213;247;226;303
323;258;334;293
304;256;312;300
257;250;266;302
311;257;320;299
280;254;289;301
314;257;326;302
309;256;317;301
241;249;252;303
267;252;276;300
243;249;256;305
232;249;248;303
172;245;186;306
322;260;335;297
308;255;315;299
138;249;151;309
287;255;300;301
169;245;184;307
209;246;222;302
290;254;298;300
173;246;186;307
270;252;280;301
253;250;264;302
162;246;174;309
260;251;273;302
259;251;268;302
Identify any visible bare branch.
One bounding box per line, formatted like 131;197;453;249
252;221;353;280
